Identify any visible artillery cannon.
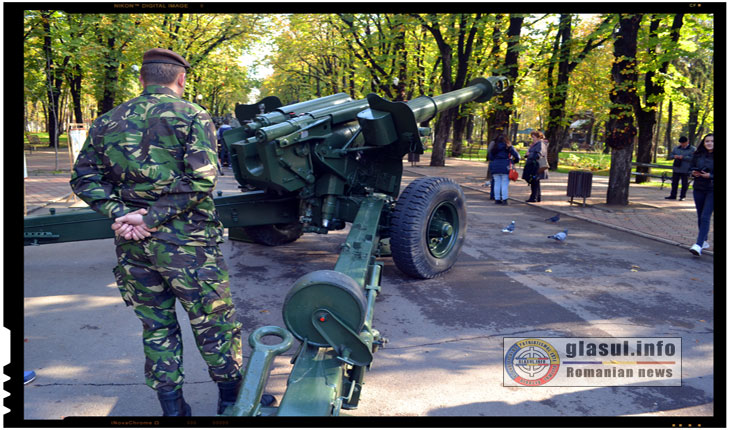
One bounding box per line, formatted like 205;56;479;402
23;76;510;416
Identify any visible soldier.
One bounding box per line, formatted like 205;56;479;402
70;48;250;416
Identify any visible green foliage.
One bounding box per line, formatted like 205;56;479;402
23;11;714;145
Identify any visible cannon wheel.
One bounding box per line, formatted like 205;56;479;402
242;222;304;246
390;177;467;279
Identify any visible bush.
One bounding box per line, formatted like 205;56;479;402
559;152;610;171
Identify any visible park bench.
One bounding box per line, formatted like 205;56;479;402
24;135;43;154
446;142;485;160
630;162;672;188
463;142;485;160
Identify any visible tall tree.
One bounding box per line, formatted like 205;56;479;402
413;13;481;166
632;13;684;183
487;14;524;142
484;14;505;143
544;14;613;170
338;14;404;99
62;13;89;124
606;14;643;205
93;14;141;114
40;10;65;149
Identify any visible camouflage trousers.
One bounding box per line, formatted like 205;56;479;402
113;240;243;392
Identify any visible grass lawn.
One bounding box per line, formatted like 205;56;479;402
444;147;672;174
24;132;69;147
421;146;678;189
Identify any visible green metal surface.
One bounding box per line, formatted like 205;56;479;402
23;192;300;246
275;344;344;416
227;326;293;417
282;270;368;348
213;192;300;228
332;196;387;286
311;308;373;366
24;209;114;245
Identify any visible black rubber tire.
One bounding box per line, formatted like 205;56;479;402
243;222;304;246
390;177;467;279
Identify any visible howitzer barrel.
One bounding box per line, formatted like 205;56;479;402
408;76;509;123
357;75;509;151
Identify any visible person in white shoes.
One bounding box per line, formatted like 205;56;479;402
688;133;714;256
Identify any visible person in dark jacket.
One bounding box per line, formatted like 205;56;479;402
217;117;233;168
484;139;496;200
525;131;549;202
665;136;695;200
688;133;714;256
488;134;520;205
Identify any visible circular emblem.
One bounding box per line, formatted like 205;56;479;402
505;338;560;386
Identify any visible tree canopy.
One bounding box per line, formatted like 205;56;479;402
24;10;714;175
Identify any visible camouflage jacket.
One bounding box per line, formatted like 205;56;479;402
70;85;224;246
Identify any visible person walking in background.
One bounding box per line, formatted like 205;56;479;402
70;48;250;416
525;131;549;202
666;136;695;201
217;117;233;168
488;134;520;205
688;133;713;256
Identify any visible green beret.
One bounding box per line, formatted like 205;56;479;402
142;48;191;69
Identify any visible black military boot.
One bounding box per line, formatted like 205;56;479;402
217;380;241;415
157;389;192;416
217;380;279;415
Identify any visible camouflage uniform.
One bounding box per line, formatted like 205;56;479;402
70;84;242;392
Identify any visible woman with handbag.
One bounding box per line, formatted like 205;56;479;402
526;131;549;202
488;134;520;205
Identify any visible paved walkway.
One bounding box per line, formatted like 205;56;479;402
403;158;713;255
23;150;713;255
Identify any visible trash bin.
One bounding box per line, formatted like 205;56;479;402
567;170;592;206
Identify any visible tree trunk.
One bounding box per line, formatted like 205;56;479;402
451;108;467;157
466;115;475;143
42;11;61;149
545;14;572;170
633;14;683;182
68;64;83;124
664;99;673;153
606;14;642;206
495;15;524;140
485;14;504;143
586;115;595;149
98;34;120;115
608;140;635;205
431;110;454;166
687;102;699;145
488;14;523;143
633;112;655;183
653;100;663;163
